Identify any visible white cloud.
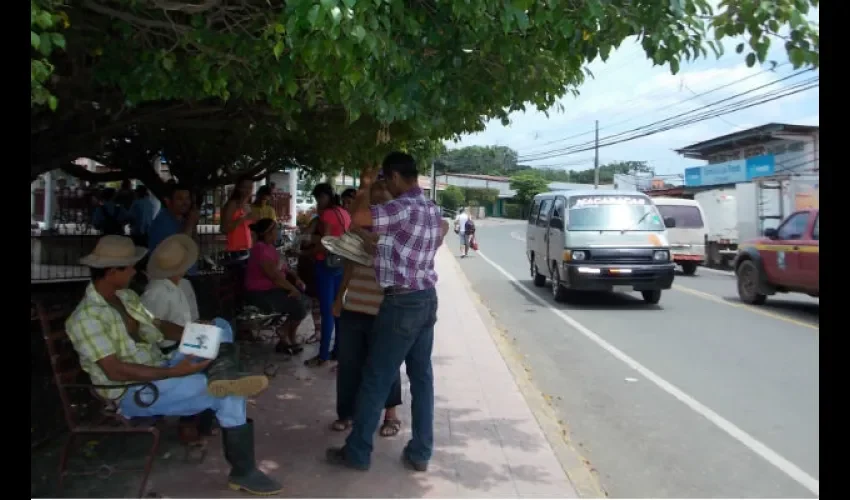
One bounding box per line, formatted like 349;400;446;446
449;32;819;178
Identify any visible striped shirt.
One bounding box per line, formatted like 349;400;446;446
343;264;384;316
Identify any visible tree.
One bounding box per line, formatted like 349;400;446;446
32;0;819;184
437;185;465;211
510;172;550;206
440;146;521;176
461;187;500;207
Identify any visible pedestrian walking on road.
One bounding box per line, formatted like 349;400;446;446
454;208;470;257
326;152;445;473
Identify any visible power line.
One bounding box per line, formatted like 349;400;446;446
517;74;818;162
516;62;790;154
518;69;813;161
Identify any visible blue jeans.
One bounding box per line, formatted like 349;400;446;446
344;288;438;467
336;310;403;420
119;318;247;428
315;260;343;361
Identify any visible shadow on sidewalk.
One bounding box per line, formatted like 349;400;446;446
34;325;563;498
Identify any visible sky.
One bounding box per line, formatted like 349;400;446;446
448;11;820;182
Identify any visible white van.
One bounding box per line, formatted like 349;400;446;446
526;190;676;304
651;197;708;275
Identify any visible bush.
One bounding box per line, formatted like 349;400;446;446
503;202;524;219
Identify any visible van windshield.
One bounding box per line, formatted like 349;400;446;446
567;195;664;232
656;205;704;229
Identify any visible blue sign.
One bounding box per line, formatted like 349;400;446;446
684;154;775;187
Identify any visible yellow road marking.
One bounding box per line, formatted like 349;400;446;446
672;284;819;331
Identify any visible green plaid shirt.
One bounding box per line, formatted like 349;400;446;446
65;284;169;400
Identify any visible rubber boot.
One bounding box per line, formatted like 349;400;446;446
206;344;269;398
222;419;282;495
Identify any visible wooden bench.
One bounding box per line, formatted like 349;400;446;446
33;298;209;498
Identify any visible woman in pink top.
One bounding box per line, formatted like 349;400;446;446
244;218;310;355
304;183;351;367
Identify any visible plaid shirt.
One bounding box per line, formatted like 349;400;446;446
371;186;443;290
66;284;168;400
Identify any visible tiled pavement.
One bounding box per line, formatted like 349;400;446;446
146;246;578;498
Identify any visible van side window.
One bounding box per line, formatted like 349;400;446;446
537;199;553;228
552;197;565;220
528;200;540;224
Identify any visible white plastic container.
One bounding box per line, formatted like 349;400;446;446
178;322;223;360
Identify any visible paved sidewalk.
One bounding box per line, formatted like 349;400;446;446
146;246;577;498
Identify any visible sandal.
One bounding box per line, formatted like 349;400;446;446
304;355;327;367
331;419;352;432
275;342;304;355
379;419;402;437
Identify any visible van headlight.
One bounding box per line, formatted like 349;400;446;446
571;250;586;261
653;250;670;261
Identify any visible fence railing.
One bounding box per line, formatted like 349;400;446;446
32;189;296;283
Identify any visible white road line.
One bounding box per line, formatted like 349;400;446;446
474;249;820;496
698;266;736;277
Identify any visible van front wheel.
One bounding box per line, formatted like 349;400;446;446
532;263;547;287
681;262;698;276
641;290;662;304
551;268;569;302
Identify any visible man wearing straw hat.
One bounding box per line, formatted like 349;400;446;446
66;235;282;495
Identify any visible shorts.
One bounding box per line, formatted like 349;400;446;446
459;232;470;245
244;289;309;322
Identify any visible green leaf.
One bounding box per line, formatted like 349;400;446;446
342;0;356;7
669;57;680;74
51;33;65;50
307;5;321;27
273;41;285;59
286;80;299;97
514;9;530;31
48;95;58;111
789;47;805;68
35;11;53;29
745;52;756;67
735;42;745;54
351;25;367;42
31;31;40;50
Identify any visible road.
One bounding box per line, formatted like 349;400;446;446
451;219;819;498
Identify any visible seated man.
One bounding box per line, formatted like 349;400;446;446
141;234;208;350
65;235;280;495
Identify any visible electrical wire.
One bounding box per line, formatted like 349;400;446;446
517;75;818;162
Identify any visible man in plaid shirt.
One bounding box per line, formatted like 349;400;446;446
327;151;445;472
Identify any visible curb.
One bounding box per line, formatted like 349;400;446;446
441;246;608;498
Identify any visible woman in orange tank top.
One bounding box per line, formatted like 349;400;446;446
220;175;256;265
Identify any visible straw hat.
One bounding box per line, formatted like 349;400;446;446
80;235;148;268
146;234;199;279
321;232;374;267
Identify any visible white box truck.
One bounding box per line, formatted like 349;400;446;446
696;176;818;267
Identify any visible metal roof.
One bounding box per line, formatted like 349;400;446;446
674;123;819;160
535;189;644;198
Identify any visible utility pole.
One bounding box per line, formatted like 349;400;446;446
430;161;437;201
593;120;600;189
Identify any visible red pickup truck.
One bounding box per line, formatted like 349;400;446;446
733;209;819;304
